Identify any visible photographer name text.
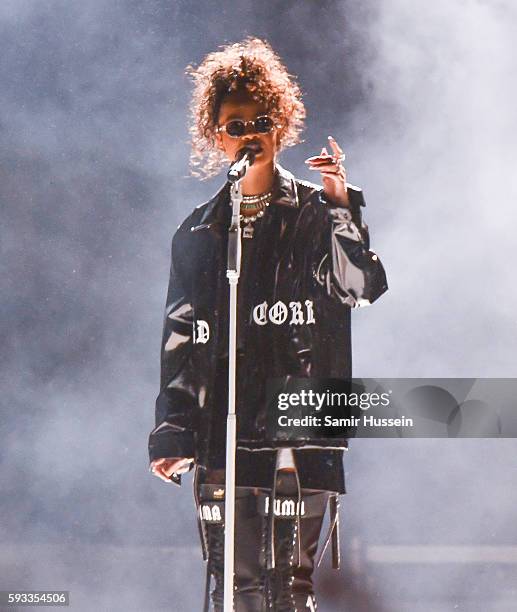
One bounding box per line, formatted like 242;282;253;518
277;414;413;428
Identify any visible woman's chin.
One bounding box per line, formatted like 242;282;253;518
252;150;273;165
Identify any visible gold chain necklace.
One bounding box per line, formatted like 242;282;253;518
241;190;273;207
240;191;273;239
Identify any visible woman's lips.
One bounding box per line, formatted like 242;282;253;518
243;142;263;153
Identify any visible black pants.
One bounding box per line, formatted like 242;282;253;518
196;471;331;611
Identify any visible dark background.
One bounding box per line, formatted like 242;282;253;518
2;1;517;610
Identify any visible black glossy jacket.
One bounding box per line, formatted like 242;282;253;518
148;164;388;490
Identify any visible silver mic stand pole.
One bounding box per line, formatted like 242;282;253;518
224;149;253;612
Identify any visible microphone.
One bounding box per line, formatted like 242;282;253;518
227;147;256;183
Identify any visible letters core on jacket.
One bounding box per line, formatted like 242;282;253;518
148;163;388;488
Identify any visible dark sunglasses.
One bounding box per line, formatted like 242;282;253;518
216;115;279;138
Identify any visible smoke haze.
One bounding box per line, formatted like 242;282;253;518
2;1;516;610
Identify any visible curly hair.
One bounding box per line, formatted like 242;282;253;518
185;37;306;179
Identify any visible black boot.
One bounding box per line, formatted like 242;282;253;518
204;520;225;612
259;472;329;611
198;483;267;612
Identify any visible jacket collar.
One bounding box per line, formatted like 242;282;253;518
273;163;300;208
196;163;299;228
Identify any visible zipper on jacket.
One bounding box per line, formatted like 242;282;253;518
190;223;213;232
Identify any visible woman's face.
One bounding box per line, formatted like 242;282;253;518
215;89;281;170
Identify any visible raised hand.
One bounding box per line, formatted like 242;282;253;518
304;135;349;207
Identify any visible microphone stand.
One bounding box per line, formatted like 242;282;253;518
223;150;253;612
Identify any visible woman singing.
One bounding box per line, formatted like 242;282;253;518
148;37;387;611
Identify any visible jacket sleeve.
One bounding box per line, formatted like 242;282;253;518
312;185;388;308
148;229;198;472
